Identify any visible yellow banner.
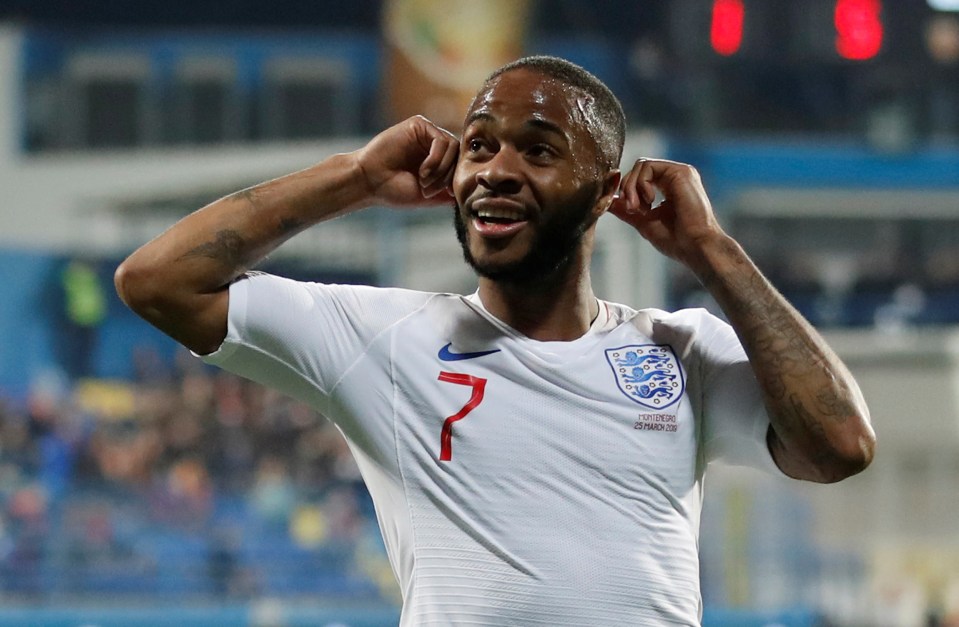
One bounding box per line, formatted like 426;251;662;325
382;0;532;132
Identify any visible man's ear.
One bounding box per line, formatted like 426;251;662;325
593;169;621;219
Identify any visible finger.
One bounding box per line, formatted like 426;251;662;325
608;194;628;216
627;159;661;212
636;160;657;207
620;163;641;213
609;197;664;227
414;115;455;166
420;187;455;204
643;200;672;223
419;135;445;179
438;155;458;199
636;159;705;203
422;137;459;197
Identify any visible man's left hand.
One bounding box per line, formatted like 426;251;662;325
609;158;725;270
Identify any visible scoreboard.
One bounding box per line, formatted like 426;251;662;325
650;0;959;139
668;0;937;64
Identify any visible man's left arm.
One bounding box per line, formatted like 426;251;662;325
610;159;875;483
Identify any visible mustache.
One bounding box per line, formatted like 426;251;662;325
462;191;526;208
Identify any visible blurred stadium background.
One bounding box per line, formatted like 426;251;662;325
0;0;957;625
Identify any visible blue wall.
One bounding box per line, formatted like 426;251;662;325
0;250;179;398
668;138;959;206
0;249;58;397
0;251;165;397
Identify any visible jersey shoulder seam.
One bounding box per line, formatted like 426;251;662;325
326;290;446;395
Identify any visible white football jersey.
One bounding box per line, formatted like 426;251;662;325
202;273;779;626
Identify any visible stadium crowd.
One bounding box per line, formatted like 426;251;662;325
0;347;391;600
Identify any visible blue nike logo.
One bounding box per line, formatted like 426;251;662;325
437;342;501;362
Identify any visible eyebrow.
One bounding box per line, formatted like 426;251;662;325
525;117;566;140
464;111;494;127
464;111;568;141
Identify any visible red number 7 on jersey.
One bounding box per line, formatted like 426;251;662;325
437;371;487;461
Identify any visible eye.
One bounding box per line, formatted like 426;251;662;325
466;138;486;153
527;144;556;161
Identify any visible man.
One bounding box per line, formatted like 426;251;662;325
116;56;875;625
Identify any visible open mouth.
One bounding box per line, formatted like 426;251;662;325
467;198;531;238
474;208;525;226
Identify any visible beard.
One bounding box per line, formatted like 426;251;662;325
453;195;597;288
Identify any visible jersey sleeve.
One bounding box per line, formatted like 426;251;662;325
692;309;782;475
199;272;431;411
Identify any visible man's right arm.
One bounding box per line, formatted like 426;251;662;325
114;116;459;355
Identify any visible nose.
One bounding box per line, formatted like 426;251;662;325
476;148;522;194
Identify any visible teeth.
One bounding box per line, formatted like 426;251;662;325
476;209;524;221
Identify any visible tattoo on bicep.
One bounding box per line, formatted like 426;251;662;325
178;229;247;267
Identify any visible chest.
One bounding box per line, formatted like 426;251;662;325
390;334;702;501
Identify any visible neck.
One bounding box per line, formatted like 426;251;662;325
476;249;598;341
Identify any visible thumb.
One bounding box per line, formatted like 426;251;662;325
609;194;629;217
609;197;663;230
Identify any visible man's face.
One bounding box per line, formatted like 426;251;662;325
452;68;612;285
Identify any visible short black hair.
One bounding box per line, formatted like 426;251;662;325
481;55;626;171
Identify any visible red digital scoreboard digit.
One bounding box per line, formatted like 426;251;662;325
710;0;746;56
834;0;884;60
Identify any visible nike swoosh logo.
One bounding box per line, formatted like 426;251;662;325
437;342;501;362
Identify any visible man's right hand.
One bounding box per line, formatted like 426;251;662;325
116;115;460;356
353;115;459;208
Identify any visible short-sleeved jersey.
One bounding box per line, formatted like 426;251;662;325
202;273;779;626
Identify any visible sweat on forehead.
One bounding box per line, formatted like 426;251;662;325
470;71;588;120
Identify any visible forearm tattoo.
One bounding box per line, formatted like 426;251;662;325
230;186;307;238
177;186;307;270
228;187;260;209
708;249;855;434
178;229;247;268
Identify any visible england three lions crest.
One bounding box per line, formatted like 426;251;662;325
605;344;685;409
